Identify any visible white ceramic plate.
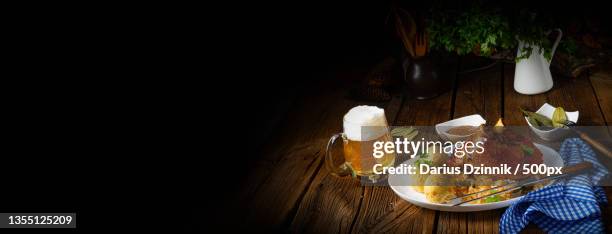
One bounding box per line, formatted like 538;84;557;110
389;143;563;212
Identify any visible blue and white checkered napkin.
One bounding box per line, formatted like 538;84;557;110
500;138;609;234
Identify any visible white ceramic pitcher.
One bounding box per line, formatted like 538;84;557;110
514;29;562;95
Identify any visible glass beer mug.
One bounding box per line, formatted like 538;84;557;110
325;106;396;182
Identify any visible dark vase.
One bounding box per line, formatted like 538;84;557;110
401;51;457;100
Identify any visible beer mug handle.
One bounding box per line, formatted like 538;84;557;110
325;133;353;177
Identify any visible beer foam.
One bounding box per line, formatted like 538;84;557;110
343;105;388;141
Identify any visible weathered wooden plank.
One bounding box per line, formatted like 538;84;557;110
590;68;612;126
436;212;467;234
545;75;606;126
290;95;404;233
351;86;455;233
289;174;364;234
453;58;503;123
438;57;503;234
467;210;504;234
353;197;436;233
244;95;355;231
591;68;612;233
230;70;368;231
502;63;548;126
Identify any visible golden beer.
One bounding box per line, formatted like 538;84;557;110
343;134;395;175
326;106;396;182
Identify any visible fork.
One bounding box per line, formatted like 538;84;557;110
563;120;612;159
444;162;592;206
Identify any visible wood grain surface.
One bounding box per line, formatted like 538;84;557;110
234;57;612;233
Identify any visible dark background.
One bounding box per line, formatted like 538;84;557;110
3;1;610;232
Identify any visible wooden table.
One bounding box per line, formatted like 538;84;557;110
231;57;612;233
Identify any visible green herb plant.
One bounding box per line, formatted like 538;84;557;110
427;7;575;62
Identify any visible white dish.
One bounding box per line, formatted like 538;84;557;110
435;114;486;141
525;103;579;141
389;143;563;212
